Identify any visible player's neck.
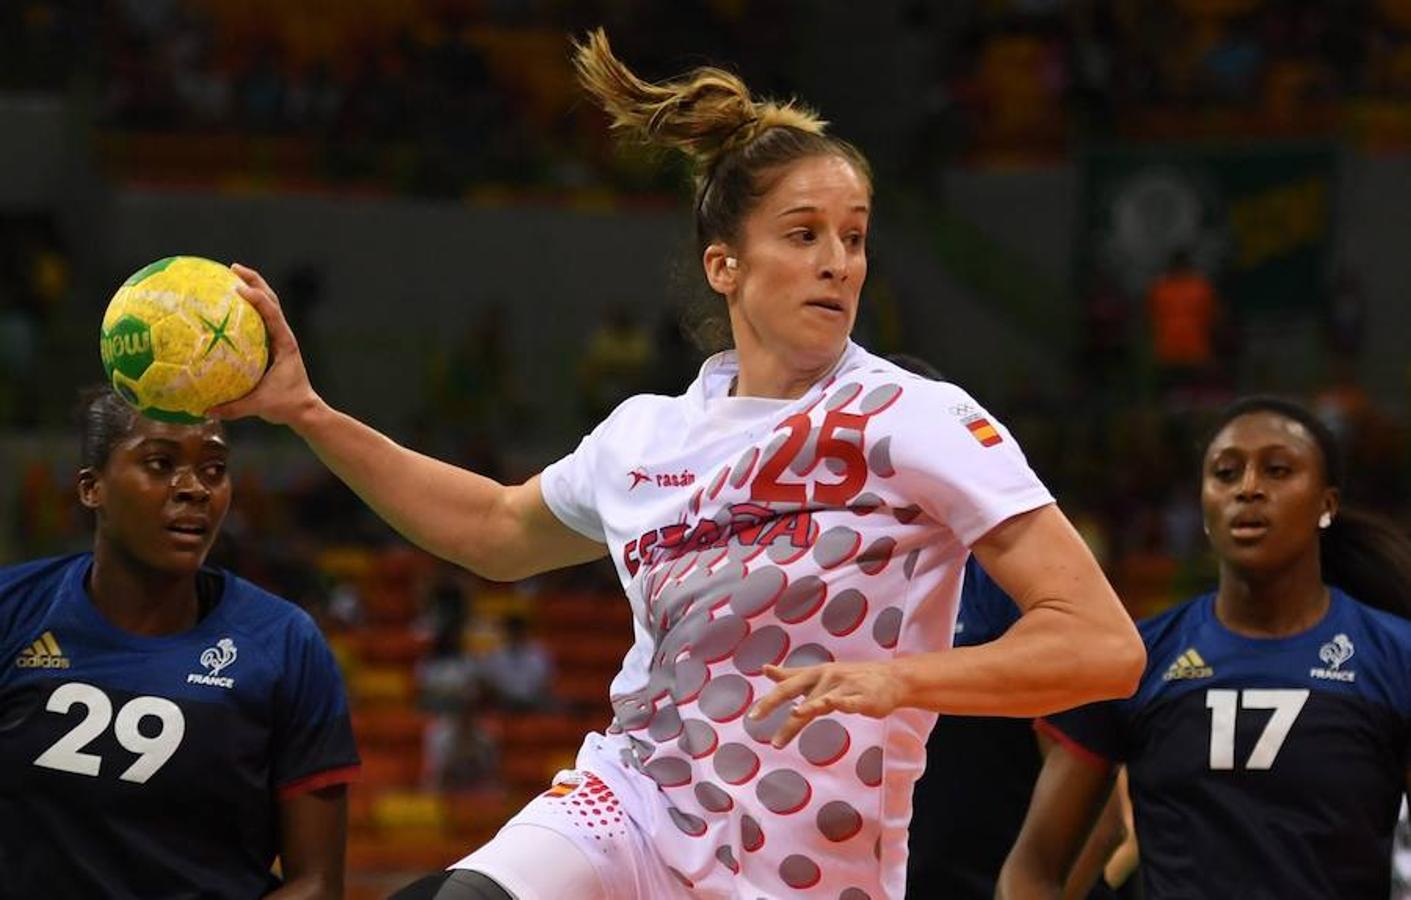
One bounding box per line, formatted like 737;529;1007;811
1214;555;1329;638
731;340;838;400
87;545;201;637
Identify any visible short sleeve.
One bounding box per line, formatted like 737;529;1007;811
272;614;360;797
1038;700;1126;769
540;421;610;543
887;381;1054;547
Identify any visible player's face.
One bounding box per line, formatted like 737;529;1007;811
83;417;231;574
1200;411;1337;575
727;154;870;372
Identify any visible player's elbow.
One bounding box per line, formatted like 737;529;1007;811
1086;621;1145;701
457;548;536;584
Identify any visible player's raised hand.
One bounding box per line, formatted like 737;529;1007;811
748;661;905;748
209;263;320;426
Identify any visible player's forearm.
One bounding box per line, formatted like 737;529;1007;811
996;858;1062;900
894;601;1143;717
264;874;340;900
1062;787;1128;900
288;399;518;578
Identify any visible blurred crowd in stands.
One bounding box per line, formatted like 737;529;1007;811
4;0;1411;189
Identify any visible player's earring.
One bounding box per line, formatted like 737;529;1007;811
725;257;738;270
1202;521;1210;536
1319;512;1333;529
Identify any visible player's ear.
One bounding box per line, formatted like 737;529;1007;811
703;242;739;296
1322;486;1340;528
77;468;102;511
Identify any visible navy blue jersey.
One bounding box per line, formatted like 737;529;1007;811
910;558;1115;899
0;554;359;900
1044;588;1411;900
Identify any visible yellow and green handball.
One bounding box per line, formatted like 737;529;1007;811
100;256;268;423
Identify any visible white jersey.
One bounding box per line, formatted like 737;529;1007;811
539;340;1053;899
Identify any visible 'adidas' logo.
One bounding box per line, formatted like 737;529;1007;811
16;631;70;670
1162;647;1213;681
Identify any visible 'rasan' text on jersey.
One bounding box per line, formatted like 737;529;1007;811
540;340;1054;899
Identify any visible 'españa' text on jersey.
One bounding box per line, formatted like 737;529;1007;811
0;554;359;900
1042;589;1411;900
540;341;1053;899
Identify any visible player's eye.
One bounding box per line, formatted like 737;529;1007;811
845;231;866;249
144;456;172;474
1211;464;1238;482
788;228;816;244
201;463;227;481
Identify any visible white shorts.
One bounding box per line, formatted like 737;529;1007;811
450;769;692;900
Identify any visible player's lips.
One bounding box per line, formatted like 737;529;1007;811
1227;513;1270;541
804;298;847;316
165;517;210;541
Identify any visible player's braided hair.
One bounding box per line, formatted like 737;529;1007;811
76;384;140;471
1204;396;1411;619
572;28;873;350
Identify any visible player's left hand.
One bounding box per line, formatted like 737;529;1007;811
749;661;905;749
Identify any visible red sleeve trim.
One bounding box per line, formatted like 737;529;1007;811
1034;718;1112;773
277;764;361;799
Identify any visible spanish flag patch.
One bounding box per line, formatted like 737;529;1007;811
963;415;1003;447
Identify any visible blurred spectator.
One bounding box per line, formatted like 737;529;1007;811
417;618;480;718
424;702;500;792
1323;263;1368;359
423;303;523;449
1076;265;1131;393
480;613;554;712
417;579;498;790
577;303;653;423
1314;357;1374;446
1146;247;1222;394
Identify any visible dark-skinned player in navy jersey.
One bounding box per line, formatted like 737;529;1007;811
0;386;359;900
1000;396;1411;899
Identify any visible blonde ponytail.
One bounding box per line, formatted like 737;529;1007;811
572;28;825;169
573;28;873;354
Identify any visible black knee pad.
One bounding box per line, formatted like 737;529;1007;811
387;869;515;900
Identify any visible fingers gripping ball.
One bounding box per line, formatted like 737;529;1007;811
100;256;268;422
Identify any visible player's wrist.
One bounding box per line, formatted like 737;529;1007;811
890;653;933;711
287;392;332;436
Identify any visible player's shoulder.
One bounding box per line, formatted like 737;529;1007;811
0;554;85;612
214;569;324;644
1342;591;1411;635
838;350;973;403
0;553;82;589
1135;595;1211;660
837;347;1005;438
592;392;683;437
1337;590;1411;663
0;555;88;660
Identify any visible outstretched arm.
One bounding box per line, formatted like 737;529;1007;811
215;265;606;581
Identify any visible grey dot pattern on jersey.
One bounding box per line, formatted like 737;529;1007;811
596;370;1004;896
817;800;864;842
